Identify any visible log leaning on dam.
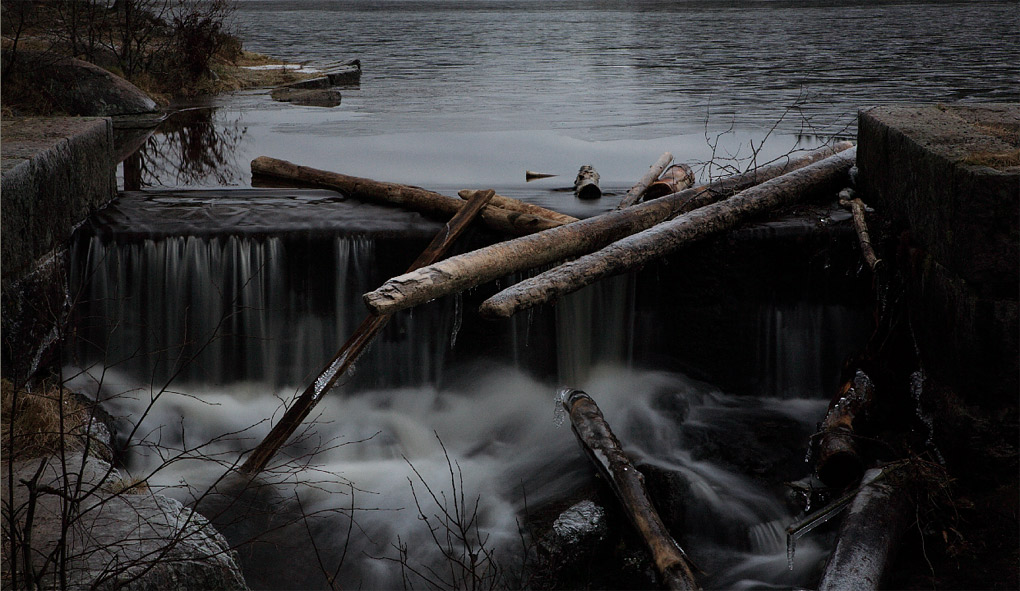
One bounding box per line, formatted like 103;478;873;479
478;147;857;319
363;141;855;316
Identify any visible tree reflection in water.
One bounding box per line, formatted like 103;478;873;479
123;108;246;190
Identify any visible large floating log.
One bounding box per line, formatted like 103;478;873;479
616;152;674;209
457;189;578;225
239;190;497;477
250;156;562;236
479;147;857;318
363;142;854;316
562;389;700;591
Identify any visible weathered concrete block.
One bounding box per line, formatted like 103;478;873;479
1;116;117;281
857;103;1019;401
857;104;1019;299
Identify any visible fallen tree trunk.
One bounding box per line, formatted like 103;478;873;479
250;156;562;236
562;389;700;591
574;165;602;199
616;152;674;209
363;142;854;316
815;369;875;488
479;147;857;318
816;465;914;591
457;189;579;225
239;190;497;477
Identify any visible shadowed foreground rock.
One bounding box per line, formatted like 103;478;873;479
4;453;248;590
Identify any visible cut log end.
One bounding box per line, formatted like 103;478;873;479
574;165;602;199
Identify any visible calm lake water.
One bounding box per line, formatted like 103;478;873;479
138;0;1017;202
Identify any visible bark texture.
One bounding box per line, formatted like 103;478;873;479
250;157;562;235
616;152;674;209
363;142;854;316
457;189;578;225
479;147;857;318
562;389;700;591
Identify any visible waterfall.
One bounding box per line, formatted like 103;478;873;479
66;196;870;589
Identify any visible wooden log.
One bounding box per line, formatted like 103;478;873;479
250;156;563;236
817;466;913;591
239;190;497;477
616;152;674;209
457;189;578;225
525;170;557;181
843;196;881;271
562;389;700;591
574;165;601;199
479;147;857;319
644;163;696;201
815;369;874;488
363;142;854;316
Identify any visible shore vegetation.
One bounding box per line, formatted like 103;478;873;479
0;0;315;115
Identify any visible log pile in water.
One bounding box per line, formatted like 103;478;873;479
616;152;674;209
363;142;854;316
479;147;857;319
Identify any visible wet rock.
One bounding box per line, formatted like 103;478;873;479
680;406;814;483
5;453;248;590
270;87;342;108
3;50;158;116
539;499;608;559
638;463;694;533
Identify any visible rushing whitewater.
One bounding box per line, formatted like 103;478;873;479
67;223;866;588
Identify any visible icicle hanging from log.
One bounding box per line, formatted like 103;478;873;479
561;389;700;591
362;142;854;316
478;147;857;319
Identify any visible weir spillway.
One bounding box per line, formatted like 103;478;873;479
67;186;873;589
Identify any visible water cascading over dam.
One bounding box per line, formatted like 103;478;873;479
66;188;871;589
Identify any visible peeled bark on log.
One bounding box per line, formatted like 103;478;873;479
457;189;579;225
479;147;857;319
250;156;562;236
562;389;700;591
239;190;496;477
574;165;601;199
644;164;696;201
616;152;674;209
817;466;913;591
363;142;854;316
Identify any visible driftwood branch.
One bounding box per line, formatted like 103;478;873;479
239;190;497;477
363;142;854;316
479;147;857;319
562;389;699;591
250;157;562;236
616;152;674;209
842;196;881;271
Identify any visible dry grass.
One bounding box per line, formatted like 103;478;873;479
1;379;91;462
960;149;1020;170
